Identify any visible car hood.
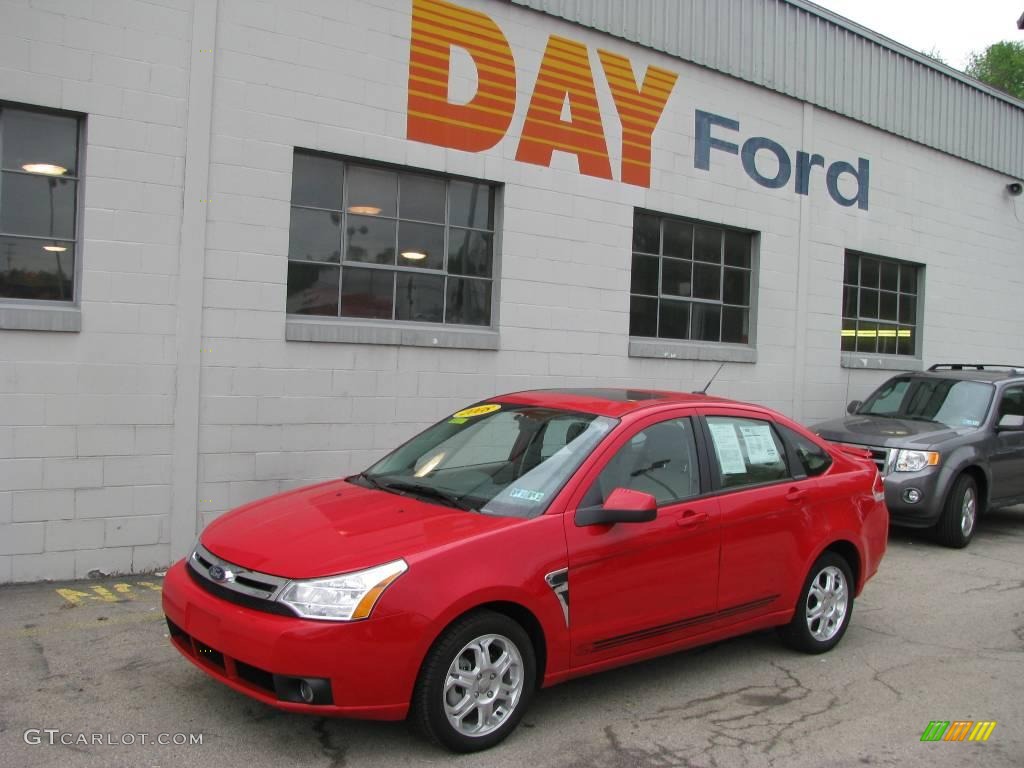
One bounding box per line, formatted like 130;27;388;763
199;479;519;579
813;414;968;448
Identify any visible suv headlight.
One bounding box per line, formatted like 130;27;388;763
278;560;408;621
894;450;940;472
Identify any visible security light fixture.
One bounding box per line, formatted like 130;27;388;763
1008;182;1023;197
21;163;67;176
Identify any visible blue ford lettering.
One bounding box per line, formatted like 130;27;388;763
695;110;870;210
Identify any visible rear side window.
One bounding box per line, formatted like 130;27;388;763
706;416;789;489
778;425;833;477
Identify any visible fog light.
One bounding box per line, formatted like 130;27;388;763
903;488;922;504
299;680;315;703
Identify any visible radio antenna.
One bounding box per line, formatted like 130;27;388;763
694;363;725;394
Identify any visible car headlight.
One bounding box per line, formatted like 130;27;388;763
277;560;408;621
894;450;940;472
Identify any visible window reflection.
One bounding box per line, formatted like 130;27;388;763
0;105;80;302
287;152;496;326
630;211;753;344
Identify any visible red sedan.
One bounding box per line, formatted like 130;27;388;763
162;388;887;752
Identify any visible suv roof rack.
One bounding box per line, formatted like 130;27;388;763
928;364;1024;373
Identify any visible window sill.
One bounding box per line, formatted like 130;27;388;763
628;338;757;363
285;316;499;350
840;352;923;371
0;303;81;332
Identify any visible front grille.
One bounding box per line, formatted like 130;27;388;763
835;443;892;474
194;639;225;670
187;542;295;617
867;446;892;475
165;617;333;705
236;661;276;694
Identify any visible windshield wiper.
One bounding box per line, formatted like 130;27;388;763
902;416;941;424
350;471;388;490
377;480;477;512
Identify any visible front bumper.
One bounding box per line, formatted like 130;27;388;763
883;467;945;528
161;560;419;720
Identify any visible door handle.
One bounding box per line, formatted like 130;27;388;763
785;487;806;503
677;510;709;528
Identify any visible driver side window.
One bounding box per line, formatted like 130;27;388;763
582;418;700;507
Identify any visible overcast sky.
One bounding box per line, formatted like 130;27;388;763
812;0;1023;70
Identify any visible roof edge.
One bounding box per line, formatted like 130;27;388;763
786;0;1024;111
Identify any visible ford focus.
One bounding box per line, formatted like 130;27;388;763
162;388;887;751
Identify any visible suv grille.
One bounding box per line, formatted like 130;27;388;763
837;443;892;475
865;446;893;475
188;542;295;616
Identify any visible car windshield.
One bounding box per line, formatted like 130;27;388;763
858;377;994;428
353;404;618;518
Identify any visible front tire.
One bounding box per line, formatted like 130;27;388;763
936;474;978;549
779;552;854;654
410;610;536;753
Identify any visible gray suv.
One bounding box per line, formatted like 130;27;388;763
812;364;1024;548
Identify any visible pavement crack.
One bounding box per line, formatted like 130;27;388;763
30;637;52;678
312;717;346;768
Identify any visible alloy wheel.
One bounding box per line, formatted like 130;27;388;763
960;487;976;537
443;633;524;738
805;565;848;642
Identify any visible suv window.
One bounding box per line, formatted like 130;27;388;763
859;377;993;428
583;418;700;507
706;416;789;489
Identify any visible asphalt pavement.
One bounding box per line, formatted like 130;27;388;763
1;508;1023;768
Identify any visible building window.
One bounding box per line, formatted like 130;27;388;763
842;251;920;356
286;151;496;326
629;211;754;344
0;104;81;302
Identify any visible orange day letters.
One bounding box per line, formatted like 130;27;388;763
406;0;678;188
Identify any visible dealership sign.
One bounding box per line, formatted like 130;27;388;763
406;0;870;209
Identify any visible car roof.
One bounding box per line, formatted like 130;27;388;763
495;388;746;418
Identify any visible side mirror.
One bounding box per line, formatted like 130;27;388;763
997;414;1024;430
575;488;658;527
847;400;862;415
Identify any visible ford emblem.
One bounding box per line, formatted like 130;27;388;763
208;564;227;582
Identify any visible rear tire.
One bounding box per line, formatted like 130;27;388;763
778;552;854;654
936;474;978;549
409;610;536;753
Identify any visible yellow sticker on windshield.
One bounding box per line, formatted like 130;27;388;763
452;404;501;419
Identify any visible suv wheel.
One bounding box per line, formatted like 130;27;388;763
936;474;979;549
410;610;536;752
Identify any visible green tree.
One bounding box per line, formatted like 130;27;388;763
965;41;1024;100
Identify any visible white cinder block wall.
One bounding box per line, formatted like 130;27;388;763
1;0;192;582
1;0;1022;582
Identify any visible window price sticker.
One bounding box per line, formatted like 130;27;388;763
708;422;747;474
738;424;781;465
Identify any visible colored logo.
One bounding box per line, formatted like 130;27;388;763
920;721;997;742
207;565;227;582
